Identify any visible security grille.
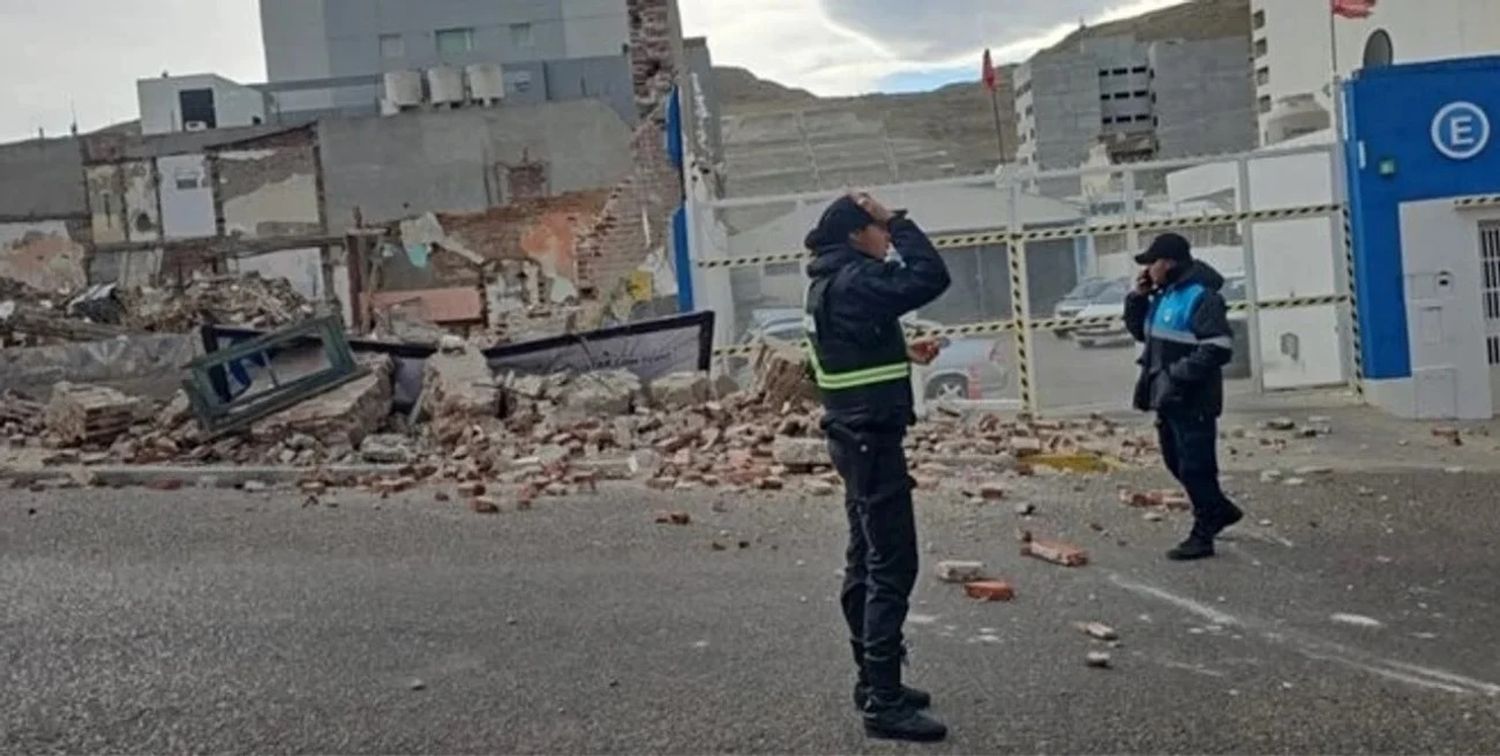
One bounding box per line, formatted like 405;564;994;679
1481;222;1500;366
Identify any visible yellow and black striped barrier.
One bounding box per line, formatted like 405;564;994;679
694;203;1344;271
710;294;1352;358
1455;195;1500;210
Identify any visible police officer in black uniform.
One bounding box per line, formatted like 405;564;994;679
1124;233;1245;561
804;192;951;742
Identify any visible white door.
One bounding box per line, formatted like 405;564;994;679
1480;221;1500;403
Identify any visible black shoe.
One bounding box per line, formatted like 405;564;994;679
1167;537;1216;561
1211;504;1245;536
864;703;948;743
854;683;932;711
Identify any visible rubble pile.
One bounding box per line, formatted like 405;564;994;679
43;383;148;447
4;336;1148;505
119;274;316;332
907;411;1150;465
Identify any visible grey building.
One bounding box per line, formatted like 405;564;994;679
1014;33;1255;180
259;0;630;115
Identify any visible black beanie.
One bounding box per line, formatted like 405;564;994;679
804;195;876;252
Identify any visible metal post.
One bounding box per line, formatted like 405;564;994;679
1008;181;1038;416
1236;157;1266;394
1328;77;1365;400
1123;169;1140;256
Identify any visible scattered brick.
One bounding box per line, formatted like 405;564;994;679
1021;537;1089;567
470;497;501;514
656;512;692;526
964;580;1016;602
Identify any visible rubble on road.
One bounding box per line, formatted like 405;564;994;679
1077;622;1119;641
936;560;985;583
1118;488;1189;511
1085;651;1113;669
1018;530;1089;567
964;580;1016;602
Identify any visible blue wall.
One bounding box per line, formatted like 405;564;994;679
1344;57;1500;379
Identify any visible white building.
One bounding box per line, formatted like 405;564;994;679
1252;0;1500;145
137;75;270;136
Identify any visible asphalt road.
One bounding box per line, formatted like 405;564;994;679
5;459;1500;754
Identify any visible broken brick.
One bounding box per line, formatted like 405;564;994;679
1021;538;1089;567
964;580;1016;602
979;482;1006;501
470;496;501;514
656;512;692;526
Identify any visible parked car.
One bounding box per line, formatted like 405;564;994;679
733;310;1011;401
1073;275;1253;369
1051;277;1115;337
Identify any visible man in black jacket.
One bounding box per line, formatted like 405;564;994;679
1124;233;1245;561
804;193;951;742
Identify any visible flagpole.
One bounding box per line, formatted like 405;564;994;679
990;87;1006;162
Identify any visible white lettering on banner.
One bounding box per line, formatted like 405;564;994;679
1431;102;1491;161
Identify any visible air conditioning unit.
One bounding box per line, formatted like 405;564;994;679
427;66;465;107
383;70;423;110
466;63;505;105
184;120;209;132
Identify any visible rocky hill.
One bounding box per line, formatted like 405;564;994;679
714;0;1249;183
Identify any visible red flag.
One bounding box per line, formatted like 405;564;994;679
982;49;997;92
1331;0;1376;19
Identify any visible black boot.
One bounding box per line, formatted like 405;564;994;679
1167;536;1216;561
851;642;931;711
862;656;947;742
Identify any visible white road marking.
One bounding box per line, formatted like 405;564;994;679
1330;613;1384;628
1108;573;1500;697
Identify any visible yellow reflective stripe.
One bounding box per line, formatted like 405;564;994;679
806;345;911;390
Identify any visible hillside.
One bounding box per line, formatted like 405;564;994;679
714;0;1249;187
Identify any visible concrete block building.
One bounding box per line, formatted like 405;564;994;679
1014;33;1256;177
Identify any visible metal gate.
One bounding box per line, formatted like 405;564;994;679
1480;221;1500;376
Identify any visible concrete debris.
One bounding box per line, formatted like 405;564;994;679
251;356;395;449
560;369;643;416
749;343;818;408
470;496;502;514
936;560;985;583
1260;470;1284;483
44;382;147;447
1262;418;1298;432
360;434;415;464
426;347;502;445
1077;622;1119;641
1293;465;1333;476
1432;427;1463;446
1014;502;1036;517
1118;489;1189;511
1085;651;1113;669
119;273;315;332
648;371;712;410
805;480;836;497
772;437;831;470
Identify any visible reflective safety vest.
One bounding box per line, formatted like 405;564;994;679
804;275;912;393
805;340;911;391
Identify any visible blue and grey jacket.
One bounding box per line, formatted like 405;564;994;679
1123;260;1234;417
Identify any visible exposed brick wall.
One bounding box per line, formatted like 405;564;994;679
565;0;683;322
572;107;679;311
628;0;677;125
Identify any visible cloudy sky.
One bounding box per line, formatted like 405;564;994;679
0;0;1187;143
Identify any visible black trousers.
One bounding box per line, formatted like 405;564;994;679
1157;411;1237;540
827;424;918;694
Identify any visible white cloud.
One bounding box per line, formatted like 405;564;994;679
681;0;1193;96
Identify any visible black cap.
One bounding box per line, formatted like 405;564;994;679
1134;232;1192;265
804;195;877;252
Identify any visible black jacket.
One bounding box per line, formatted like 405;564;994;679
805;216;951;432
1123;260;1234;417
